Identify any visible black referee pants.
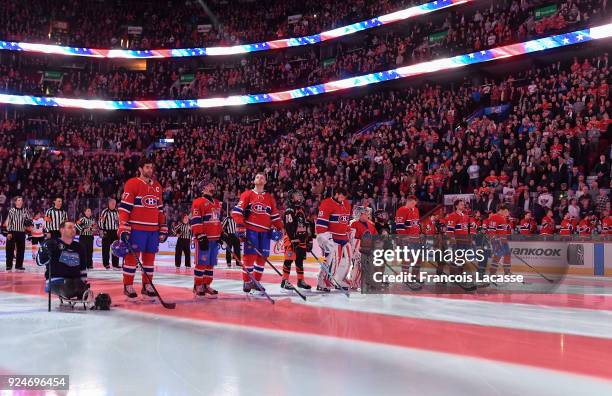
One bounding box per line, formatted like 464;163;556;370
222;233;241;266
80;235;94;269
101;230;119;268
6;231;26;270
175;238;191;268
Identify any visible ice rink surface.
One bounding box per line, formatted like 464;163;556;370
1;251;612;396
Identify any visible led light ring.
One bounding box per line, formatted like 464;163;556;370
0;0;469;59
0;26;610;110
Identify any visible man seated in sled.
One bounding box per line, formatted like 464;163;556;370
37;221;89;300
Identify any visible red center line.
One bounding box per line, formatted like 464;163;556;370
2;272;612;381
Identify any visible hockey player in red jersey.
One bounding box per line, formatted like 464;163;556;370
118;157;168;298
232;173;283;293
601;210;612;235
394;196;420;236
445;199;471;275
559;212;575;236
190;179;222;298
395;196;422;286
518;211;537;235
487;204;512;275
315;187;352;292
540;210;556;236
421;212;439;235
348;206;377;290
577;214;596;236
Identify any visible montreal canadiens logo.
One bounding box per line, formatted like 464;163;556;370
142;195;158;208
252;203;266;213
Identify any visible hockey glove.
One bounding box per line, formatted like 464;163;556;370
196;234;209;251
118;224;131;243
159;225;169;243
316;232;334;252
236;226;246;241
269;228;283;242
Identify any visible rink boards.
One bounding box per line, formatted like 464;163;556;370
0;235;610;276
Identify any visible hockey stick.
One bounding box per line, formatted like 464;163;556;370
126;245;176;309
510;249;555;283
245;240;307;301
309;250;350;297
226;244;274;305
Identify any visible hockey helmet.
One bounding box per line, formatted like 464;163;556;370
94;293;112;310
352;206;372;220
24;219;33;228
286;190;304;206
111;240;130;258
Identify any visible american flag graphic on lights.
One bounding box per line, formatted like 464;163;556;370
0;25;610;111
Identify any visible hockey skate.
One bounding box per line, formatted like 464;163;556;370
316;285;331;293
193;284;206;297
123;285;138;299
297;280;311;290
141;283;157;299
243;281;254;293
280;279;294;290
203;285;218;299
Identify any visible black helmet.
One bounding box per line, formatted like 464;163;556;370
24;219;33;228
287;190;304;207
94;293;112;310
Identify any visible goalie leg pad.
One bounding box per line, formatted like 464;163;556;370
332;243;351;287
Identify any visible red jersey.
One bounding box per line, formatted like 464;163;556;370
445;211;470;235
394;206;420;235
191;195;222;240
119;177;166;232
468;217;481;234
316;197;352;242
577;219;593;236
602;216;612;235
350;220;377;239
518;218;537;235
232;190;282;232
481;217;492;235
540;216;555;235
559;219;574;235
488;213;512;236
421;218;438;235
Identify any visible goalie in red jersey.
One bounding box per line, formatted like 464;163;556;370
118;158;168;299
315;187;352;292
231;173;283;293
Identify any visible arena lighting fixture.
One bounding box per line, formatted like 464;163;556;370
0;0;469;59
0;24;610;111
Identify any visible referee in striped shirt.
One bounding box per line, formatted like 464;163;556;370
173;214;192;268
3;196;31;271
45;197;67;239
221;215;241;267
76;208;96;269
99;198;120;269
